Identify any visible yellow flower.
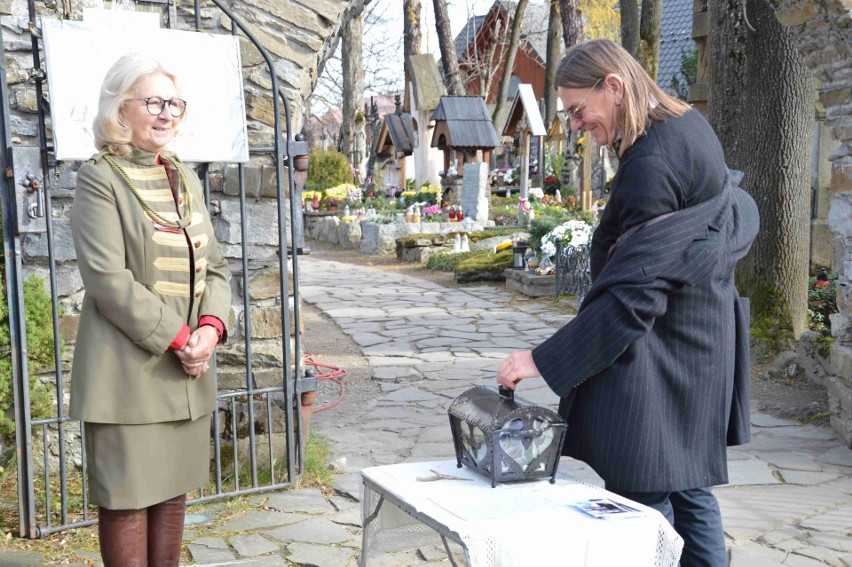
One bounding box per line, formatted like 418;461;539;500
324;183;356;200
577;136;585;145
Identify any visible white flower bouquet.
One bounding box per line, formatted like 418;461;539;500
540;219;593;261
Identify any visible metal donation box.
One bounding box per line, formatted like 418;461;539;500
448;385;567;487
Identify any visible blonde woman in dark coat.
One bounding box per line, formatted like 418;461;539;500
70;53;232;566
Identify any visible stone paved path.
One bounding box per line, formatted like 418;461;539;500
3;256;851;566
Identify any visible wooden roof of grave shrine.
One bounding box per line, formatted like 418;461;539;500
502;83;546;138
430;96;500;150
405;54;446;113
375;96;416;156
548;98;568;142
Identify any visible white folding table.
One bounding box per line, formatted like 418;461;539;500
360;460;683;567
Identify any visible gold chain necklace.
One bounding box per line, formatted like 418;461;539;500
101;152;193;229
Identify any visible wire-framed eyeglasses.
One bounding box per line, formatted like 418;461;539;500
129;97;187;118
560;78;602;121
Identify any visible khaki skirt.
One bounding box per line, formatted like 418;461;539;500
84;415;211;510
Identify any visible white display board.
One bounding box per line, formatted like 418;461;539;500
42;14;249;163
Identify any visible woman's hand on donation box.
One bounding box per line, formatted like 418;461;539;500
497;351;542;390
176;326;219;378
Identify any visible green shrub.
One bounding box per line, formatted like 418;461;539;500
490;205;518;224
475;227;520;241
528;210;594;249
306;147;353;191
528;217;565;250
490;195;516;207
545;150;565;179
365;196;390;211
426;250;482;271
808;270;838;335
0;274;59;446
455;249;513;282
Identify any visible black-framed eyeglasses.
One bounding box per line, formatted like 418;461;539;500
560;78;602;121
128;96;187;117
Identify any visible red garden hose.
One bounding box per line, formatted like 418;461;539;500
303;353;346;413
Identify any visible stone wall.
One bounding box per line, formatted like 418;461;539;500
770;0;852;445
305;216;495;257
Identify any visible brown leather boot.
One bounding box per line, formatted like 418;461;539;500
98;507;148;567
146;494;187;567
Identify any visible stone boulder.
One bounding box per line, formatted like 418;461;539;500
324;216;341;241
361;222;415;256
337;221;362;249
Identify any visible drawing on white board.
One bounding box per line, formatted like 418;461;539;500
42;17;249;163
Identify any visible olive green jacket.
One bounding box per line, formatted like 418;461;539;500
70;148;231;424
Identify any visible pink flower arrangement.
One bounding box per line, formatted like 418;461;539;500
422;204;443;222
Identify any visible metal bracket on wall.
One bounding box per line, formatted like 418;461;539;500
12;146;46;234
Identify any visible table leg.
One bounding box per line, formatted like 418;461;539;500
441;534;460;567
359;494;385;567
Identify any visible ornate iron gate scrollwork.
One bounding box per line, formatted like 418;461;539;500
554;242;592;303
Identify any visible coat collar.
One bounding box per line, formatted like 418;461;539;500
583;168;759;309
125;146;176;167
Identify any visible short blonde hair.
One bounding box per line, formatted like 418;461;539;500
92;53;183;157
555;39;690;156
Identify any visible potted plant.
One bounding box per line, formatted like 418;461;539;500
422;204;443;222
324;197;342;212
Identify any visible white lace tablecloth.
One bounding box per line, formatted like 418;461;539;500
361;460;683;567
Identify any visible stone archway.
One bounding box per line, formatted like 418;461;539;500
771;0;852;445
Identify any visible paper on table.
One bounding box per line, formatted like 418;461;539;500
574;498;647;520
427;482;616;522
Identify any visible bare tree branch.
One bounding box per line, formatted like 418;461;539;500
432;0;465;95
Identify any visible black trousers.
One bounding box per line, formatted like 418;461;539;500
608;486;727;567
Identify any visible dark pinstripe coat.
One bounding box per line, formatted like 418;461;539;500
532;171;759;492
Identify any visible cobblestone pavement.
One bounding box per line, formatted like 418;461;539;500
3;257;851;566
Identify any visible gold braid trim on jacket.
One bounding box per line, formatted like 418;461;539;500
101;152;193;229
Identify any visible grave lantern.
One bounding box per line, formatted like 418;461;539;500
447;385;567;487
512;240;529;270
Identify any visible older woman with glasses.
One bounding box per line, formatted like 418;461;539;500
497;39;758;566
70;53;231;566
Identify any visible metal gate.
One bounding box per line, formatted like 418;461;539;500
1;0;309;538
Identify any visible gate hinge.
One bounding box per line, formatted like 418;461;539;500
28;67;46;83
6;167;13;178
27;21;42;38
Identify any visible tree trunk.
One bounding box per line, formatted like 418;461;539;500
340;13;366;172
403;0;421;90
314;0;371;85
432;0;465;96
637;0;662;79
558;0;584;48
619;0;639;57
709;0;813;339
478;17;503;100
544;0;561;129
708;0;748;165
492;0;529;128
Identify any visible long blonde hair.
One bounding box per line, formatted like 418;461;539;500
92;53;183;157
555;39;690;156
